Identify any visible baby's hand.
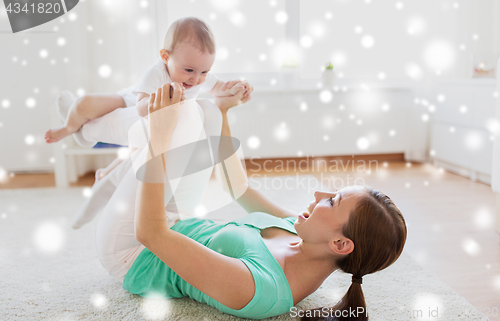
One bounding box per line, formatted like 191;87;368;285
215;89;249;112
220;80;253;101
236;80;253;100
220;80;244;96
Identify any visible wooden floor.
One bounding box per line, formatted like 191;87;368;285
1;160;499;319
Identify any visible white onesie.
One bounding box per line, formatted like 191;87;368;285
78;58;219;147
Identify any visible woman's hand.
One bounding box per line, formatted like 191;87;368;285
148;83;183;155
180;83;186;102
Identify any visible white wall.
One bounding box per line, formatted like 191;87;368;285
224;87;413;159
0;0;157;172
299;0;499;80
0;0;498;172
0;3;90;171
82;0;159;93
495;0;500;56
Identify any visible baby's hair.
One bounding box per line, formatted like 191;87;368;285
163;17;216;55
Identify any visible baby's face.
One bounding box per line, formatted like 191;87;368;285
165;42;215;90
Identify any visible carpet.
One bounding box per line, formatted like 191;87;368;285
0;175;489;320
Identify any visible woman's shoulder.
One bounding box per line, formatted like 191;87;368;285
231;212;297;233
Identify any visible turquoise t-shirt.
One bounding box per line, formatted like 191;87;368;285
123;212;298;319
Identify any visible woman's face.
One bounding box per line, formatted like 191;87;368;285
294;185;367;244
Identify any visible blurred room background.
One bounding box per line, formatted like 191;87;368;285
0;0;499;179
1;1;500;319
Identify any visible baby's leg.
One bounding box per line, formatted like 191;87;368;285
79;106;141;146
45;93;126;144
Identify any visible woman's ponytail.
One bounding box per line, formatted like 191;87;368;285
300;276;368;321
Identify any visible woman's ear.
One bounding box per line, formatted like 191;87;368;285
329;237;354;256
160;49;170;64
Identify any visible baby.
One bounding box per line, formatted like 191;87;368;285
45;16;252;145
62;18;252;229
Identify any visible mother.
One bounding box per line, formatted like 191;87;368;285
96;84;407;320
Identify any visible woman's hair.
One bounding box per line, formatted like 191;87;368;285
301;186;407;321
163;17;216;55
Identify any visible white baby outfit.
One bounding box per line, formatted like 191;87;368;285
116;86;137;107
80;58;219;147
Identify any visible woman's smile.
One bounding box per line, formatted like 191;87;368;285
298;212;310;221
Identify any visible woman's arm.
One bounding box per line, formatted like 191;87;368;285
215;92;298;219
237;187;299;219
135;84;255;310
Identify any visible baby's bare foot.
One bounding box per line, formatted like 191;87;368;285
44;126;72;143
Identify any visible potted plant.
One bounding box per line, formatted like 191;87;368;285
281;60;298;88
322;62;335;86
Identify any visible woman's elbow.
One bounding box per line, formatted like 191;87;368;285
134;225;151;246
135;228;146;245
134;222;167;247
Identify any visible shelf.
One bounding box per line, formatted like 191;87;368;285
438;78;496;86
63;147;123;155
252;83;414;94
251;77;416;93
